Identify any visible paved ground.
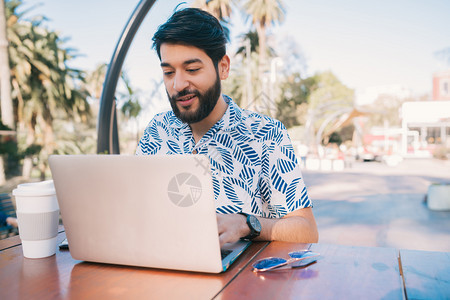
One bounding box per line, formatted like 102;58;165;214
303;158;450;252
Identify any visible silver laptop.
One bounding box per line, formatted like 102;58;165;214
49;154;250;273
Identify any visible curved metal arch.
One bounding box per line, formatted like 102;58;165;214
97;0;157;154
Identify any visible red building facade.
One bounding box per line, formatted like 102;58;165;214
433;70;450;100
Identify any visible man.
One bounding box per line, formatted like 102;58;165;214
136;8;318;247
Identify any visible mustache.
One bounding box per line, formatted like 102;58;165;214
171;89;200;100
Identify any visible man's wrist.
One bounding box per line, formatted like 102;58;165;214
238;212;261;240
238;213;251;237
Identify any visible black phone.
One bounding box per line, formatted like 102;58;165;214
59;238;69;250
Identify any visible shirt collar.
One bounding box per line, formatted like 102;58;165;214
217;95;242;131
167;95;243;132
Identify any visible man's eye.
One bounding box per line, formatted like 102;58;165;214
187;68;200;73
163;71;174;76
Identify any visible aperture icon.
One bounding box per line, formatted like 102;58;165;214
167;173;202;207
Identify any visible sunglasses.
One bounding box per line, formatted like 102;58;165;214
252;250;320;272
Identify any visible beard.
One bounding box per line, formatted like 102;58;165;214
167;72;221;124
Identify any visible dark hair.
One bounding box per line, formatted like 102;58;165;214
152;8;229;66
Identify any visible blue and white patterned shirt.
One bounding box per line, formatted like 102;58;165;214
136;95;311;218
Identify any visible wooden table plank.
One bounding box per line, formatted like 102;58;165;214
0;232;268;299
217;242;404;300
400;249;450;300
0;234;21;251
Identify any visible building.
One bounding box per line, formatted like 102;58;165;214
400;70;450;157
357;72;450;158
401;100;450;156
432;70;450;101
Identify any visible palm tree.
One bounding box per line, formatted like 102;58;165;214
86;63;107;99
235;30;259;57
192;0;234;22
241;0;285;76
0;0;13;129
0;0;14;184
119;70;141;145
230;30;261;110
6;1;90;179
28;29;90;179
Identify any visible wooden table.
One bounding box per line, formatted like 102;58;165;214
0;231;268;299
400;249;450;300
219;242;405;299
1;232;449;299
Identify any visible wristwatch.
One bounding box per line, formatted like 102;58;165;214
238;212;261;240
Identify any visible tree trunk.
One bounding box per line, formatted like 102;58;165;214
245;38;254;111
22;157;33;179
12;79;24;130
256;23;267;74
22;116;37;179
40;105;54;180
256;23;267;110
0;0;13;184
0;155;5;185
0;0;14;129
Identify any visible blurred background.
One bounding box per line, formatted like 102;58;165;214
0;0;449;251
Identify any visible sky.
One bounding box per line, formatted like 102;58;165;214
20;0;450;108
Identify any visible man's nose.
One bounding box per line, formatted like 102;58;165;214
173;73;189;92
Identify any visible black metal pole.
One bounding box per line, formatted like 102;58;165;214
97;0;157;154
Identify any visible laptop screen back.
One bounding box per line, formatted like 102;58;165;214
49;154;224;273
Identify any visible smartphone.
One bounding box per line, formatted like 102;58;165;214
59;238;69;250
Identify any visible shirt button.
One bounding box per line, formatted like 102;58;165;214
192;149;197;154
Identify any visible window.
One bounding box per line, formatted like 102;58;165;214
440;79;450;96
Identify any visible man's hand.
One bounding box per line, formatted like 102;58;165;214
6;217;18;228
216;208;318;248
216;213;249;247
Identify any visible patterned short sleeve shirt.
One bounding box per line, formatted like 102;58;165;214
136;96;311;218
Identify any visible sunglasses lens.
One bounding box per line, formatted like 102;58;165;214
289;251;320;268
253;257;287;270
289;251;313;259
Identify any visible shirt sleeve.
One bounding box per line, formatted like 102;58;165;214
135;118;163;155
260;122;311;218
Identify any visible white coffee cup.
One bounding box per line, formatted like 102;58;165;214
13;180;59;259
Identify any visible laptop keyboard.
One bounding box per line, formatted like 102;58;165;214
221;249;232;260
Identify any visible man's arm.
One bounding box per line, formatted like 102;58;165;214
217;207;318;247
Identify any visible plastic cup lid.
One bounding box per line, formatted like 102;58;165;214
12;180;56;197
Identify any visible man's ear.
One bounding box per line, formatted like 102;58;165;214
218;55;230;80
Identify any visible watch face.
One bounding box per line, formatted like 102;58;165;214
249;215;261;232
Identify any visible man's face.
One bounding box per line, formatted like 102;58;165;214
160;44;227;124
